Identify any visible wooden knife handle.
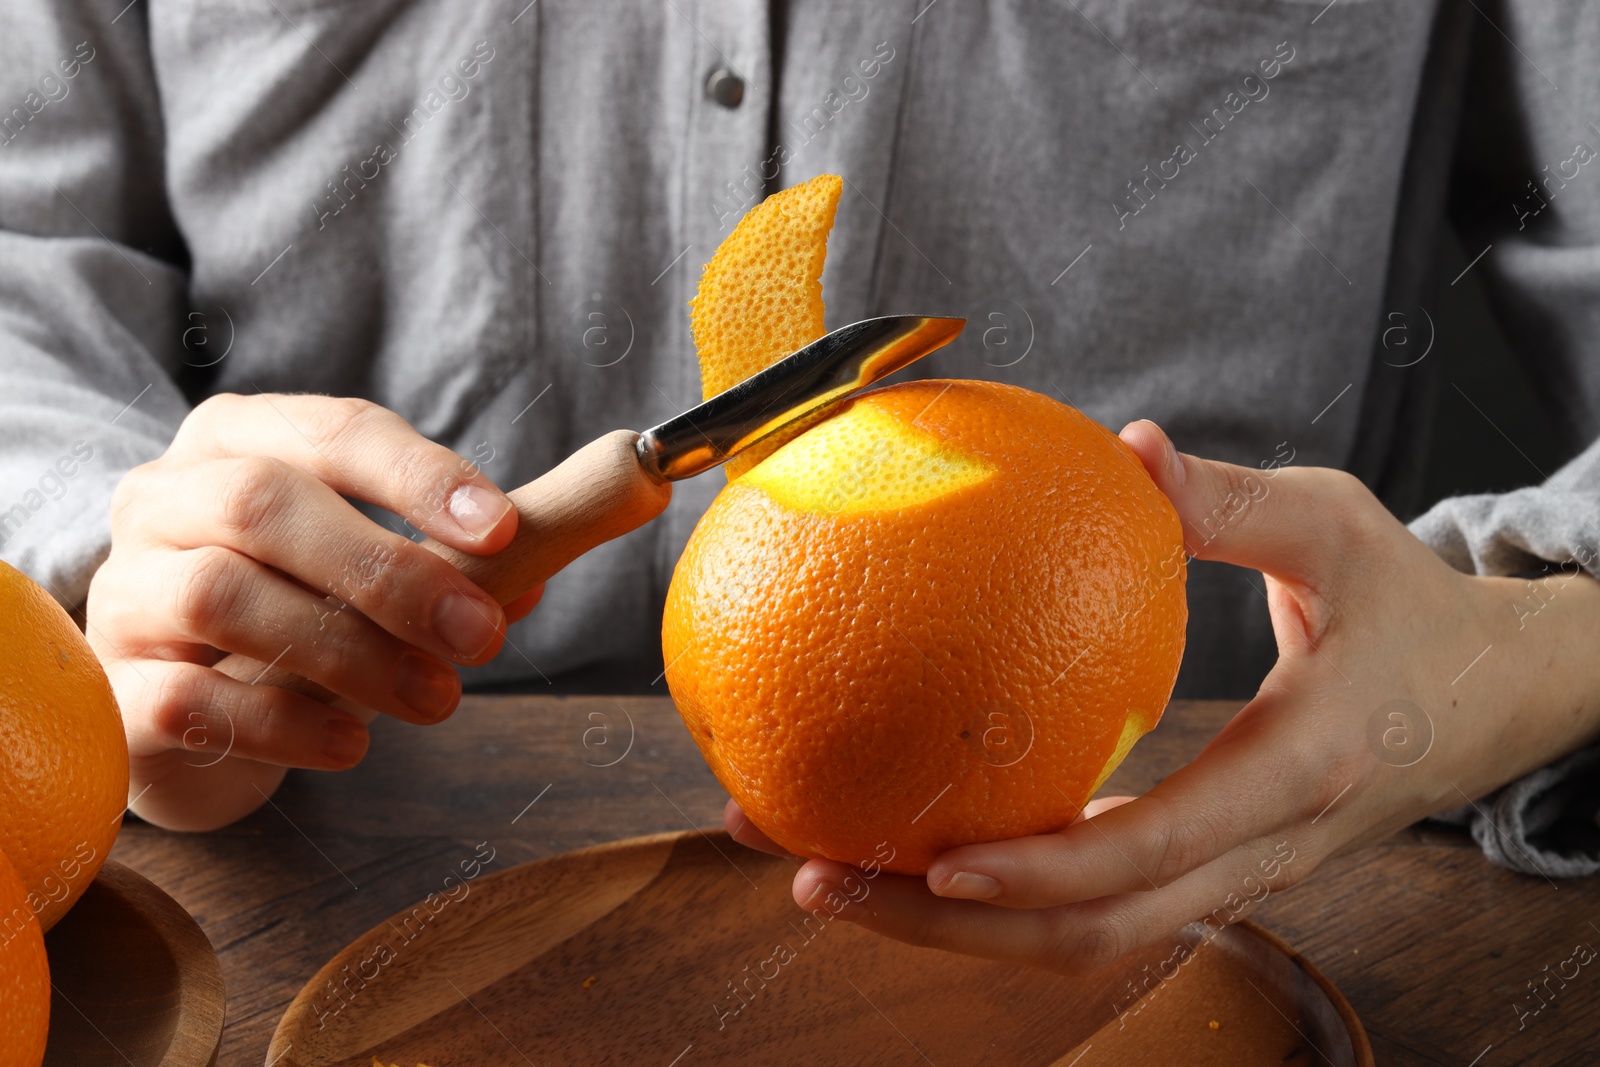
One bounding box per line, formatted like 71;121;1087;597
212;429;673;714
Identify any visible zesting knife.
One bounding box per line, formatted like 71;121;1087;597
636;315;965;480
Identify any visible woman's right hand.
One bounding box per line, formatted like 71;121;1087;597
88;393;537;831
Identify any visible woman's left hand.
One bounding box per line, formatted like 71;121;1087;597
725;419;1600;974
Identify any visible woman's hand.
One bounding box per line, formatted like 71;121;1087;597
89;393;542;831
727;419;1600;973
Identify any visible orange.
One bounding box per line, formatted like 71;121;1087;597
0;846;49;1067
663;380;1186;874
0;560;127;930
664;177;1186;874
689;173;841;477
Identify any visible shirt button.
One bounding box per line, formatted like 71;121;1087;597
705;68;745;109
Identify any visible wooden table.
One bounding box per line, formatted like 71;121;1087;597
110;697;1598;1066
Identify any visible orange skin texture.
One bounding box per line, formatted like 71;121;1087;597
689;173;841;478
663;380;1187;874
0;560;127;931
0;843;49;1067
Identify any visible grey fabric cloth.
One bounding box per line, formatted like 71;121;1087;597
1;3;1598;868
1413;438;1600;878
1428;744;1600;879
1411;434;1600;581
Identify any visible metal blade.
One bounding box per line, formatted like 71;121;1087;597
636;315;965;481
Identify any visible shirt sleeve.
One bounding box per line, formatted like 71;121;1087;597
0;2;192;608
1411;4;1600;877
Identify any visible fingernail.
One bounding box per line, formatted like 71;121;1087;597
433;591;502;660
448;484;513;541
395;652;460;722
935;871;1002;900
322;716;369;766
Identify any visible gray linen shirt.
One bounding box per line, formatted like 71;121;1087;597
2;1;1598;873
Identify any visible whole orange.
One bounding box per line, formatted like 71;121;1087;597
0;560;127;930
663;380;1186;874
0;845;49;1067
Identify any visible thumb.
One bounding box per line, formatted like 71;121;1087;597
1119;419;1347;583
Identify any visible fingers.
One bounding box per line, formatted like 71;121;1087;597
725;799;804;861
791;860;1132;974
794;836;1301;976
122;458;507;665
92;393;537;829
924;698;1322;907
167;393;516;554
113;658;371;771
1118;419;1379;584
95;545;462;724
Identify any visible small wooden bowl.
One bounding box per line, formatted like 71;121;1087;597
43;859;224;1067
271;829;1370;1066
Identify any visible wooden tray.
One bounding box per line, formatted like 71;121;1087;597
271;830;1370;1066
43;859;225;1067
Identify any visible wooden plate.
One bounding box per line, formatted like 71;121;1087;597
271;830;1371;1066
43;859;225;1067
